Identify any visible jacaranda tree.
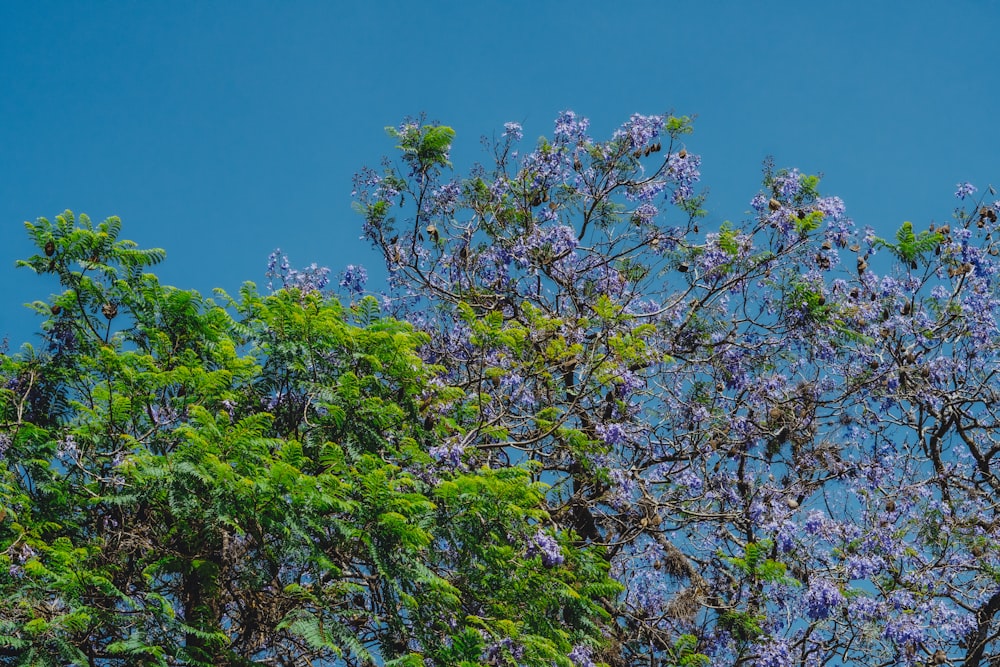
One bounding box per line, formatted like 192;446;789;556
0;212;619;665
351;111;1000;667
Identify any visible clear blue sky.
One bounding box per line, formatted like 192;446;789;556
2;1;998;343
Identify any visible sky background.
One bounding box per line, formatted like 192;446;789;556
2;1;999;344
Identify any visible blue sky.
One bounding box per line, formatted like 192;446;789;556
2;1;999;344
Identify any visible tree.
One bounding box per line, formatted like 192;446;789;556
0;212;618;665
353;111;1000;666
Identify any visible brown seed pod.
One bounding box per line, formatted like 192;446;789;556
44;240;55;257
821;239;832;250
677;148;687;159
768;198;782;211
678;262;690;273
857;257;868;275
102;303;118;320
51;304;62;316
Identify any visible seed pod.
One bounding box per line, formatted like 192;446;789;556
102;303;118;320
932;649;947;665
821;239;832;250
573;155;582;170
678;262;690;273
857;257;867;275
768;198;782;211
51;304;62;316
785;497;799;510
693;224;699;233
938;224;950;235
817;294;826;306
885;498;896;513
678;148;687;159
426;224;439;243
44;240;55;256
850;243;861;252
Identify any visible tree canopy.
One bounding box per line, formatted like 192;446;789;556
4;110;1000;667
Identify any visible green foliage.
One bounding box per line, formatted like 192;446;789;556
0;216;616;665
386;120;456;172
873;221;943;266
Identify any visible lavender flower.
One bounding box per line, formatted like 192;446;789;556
754;639;792;667
955;182;977;199
527;529;564;567
502;121;523;142
338;264;368;294
804;579;846;620
568;644;596;667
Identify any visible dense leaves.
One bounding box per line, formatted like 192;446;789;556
0;213;617;665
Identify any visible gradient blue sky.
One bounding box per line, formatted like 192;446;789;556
3;1;999;343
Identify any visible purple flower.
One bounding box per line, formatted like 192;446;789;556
527;529;564;567
266;249;331;294
804;579;846;620
553;110;590;144
955;182;977;199
613;113;664;149
755;639;792;667
429;436;465;469
568;644;596;667
884;617;926;649
339;264;368;294
503;121;523;142
596;423;628;446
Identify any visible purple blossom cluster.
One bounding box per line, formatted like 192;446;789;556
338;264;368;294
266;249;331;294
567;644;596;667
803;579;845;620
527;529;564;567
955;181;977;199
347;111;1000;666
